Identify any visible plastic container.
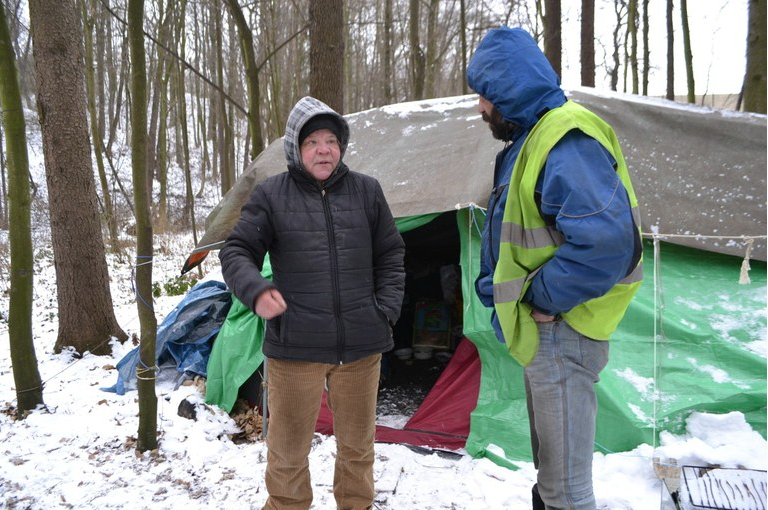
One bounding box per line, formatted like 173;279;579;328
393;347;413;360
413;347;433;360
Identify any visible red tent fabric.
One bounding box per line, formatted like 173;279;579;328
315;338;481;451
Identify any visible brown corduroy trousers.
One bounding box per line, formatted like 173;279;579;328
261;354;381;510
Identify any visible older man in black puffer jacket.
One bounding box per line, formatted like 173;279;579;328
220;96;405;510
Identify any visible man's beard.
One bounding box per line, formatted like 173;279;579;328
482;108;515;141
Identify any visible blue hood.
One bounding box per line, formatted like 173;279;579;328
467;27;566;129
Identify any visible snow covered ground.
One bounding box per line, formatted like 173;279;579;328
0;234;765;510
1;92;766;508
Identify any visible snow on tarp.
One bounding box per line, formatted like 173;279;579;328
569;88;766;260
594;242;766;454
182;90;766;275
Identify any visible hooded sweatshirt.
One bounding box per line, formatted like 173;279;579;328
219;96;405;363
467;27;641;344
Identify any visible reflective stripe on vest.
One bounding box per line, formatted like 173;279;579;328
494;205;644;304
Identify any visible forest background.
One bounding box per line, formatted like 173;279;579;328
0;0;766;451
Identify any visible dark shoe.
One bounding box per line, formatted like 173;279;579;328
532;483;545;510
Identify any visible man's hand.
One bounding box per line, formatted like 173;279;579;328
530;309;555;323
254;288;287;319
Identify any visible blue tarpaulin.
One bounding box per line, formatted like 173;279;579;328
103;280;232;395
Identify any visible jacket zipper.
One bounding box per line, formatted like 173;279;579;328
321;188;345;363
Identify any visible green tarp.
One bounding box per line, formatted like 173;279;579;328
206;208;767;468
460;208;766;465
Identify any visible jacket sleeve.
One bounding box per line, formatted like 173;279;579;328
523;131;638;316
218;185;276;313
370;180;406;324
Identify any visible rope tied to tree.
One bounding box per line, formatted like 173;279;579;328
135;360;158;381
131;255;154;312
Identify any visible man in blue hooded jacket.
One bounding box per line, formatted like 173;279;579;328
467;27;643;510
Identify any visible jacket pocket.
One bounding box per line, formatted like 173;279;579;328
266;315;284;344
373;295;392;329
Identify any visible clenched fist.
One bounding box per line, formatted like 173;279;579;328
255;288;287;319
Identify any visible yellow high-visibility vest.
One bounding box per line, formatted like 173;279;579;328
493;100;643;366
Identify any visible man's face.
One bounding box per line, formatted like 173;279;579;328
478;96;512;141
300;128;341;182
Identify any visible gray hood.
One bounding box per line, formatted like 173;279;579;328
283;96;351;169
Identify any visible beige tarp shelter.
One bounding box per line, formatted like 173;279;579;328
183;90;766;273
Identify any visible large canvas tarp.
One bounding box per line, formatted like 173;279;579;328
184;90;766;272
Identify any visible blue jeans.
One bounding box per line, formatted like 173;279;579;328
524;319;609;510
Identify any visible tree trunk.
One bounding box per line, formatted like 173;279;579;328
224;0;264;159
28;0;127;356
383;0;394;103
680;0;695;103
460;0;468;94
309;0;344;112
424;0;440;98
542;0;562;75
409;0;425;100
194;79;208;199
152;4;171;234
207;4;219;183
666;0;675;100
543;0;562;76
96;7;107;140
106;41;128;155
628;0;639;94
0;129;7;229
173;2;198;243
743;0;767;113
192;1;208;199
581;0;595;87
127;0;158;453
157;66;169;233
0;1;45;417
263;0;284;140
343;1;352;112
83;0;119;252
214;8;233;195
642;0;650;95
610;0;626;91
148;1;171;232
4;0;35;104
226;19;238;182
106;12;120;151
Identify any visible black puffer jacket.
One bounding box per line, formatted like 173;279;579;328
219;97;405;364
